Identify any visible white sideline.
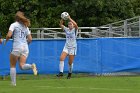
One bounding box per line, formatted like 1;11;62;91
35;86;132;91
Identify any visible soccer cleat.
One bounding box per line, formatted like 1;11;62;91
67;73;72;79
56;72;63;77
32;63;38;76
11;82;16;87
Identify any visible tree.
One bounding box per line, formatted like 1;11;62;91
0;0;138;37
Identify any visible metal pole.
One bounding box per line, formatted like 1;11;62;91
79;29;81;38
92;29;97;38
41;30;44;38
54;33;57;39
124;20;128;37
37;30;40;38
109;24;113;37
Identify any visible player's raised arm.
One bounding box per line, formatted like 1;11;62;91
59;19;65;30
68;16;78;30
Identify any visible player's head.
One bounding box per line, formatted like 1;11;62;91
15;11;30;27
68;21;74;30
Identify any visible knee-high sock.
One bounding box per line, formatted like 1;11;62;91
59;61;64;73
10;68;16;84
69;63;73;73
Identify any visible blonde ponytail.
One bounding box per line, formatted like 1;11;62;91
15;11;30;27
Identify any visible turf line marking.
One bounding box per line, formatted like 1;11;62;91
35;86;132;91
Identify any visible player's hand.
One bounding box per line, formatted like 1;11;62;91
68;15;71;19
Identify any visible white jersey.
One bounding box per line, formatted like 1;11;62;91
64;26;78;48
9;22;30;49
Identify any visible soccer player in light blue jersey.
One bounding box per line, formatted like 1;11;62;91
5;11;37;86
57;15;78;79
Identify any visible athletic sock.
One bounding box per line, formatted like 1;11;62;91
69;63;73;73
22;64;32;70
59;61;64;73
10;68;16;85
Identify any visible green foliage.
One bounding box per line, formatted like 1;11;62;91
0;0;139;37
130;0;140;15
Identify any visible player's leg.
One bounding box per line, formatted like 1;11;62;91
19;54;37;75
67;47;77;79
19;48;37;75
10;53;18;86
57;51;68;77
19;55;31;70
67;55;74;79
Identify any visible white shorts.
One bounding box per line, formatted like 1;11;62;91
11;46;29;58
63;45;77;55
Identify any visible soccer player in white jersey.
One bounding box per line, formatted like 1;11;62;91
57;15;78;79
5;11;37;86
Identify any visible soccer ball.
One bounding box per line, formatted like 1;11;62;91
61;12;69;20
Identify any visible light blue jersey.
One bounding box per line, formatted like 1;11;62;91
9;22;30;48
64;26;78;48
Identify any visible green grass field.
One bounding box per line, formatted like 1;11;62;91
0;74;140;93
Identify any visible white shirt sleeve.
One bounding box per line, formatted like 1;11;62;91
9;24;15;32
